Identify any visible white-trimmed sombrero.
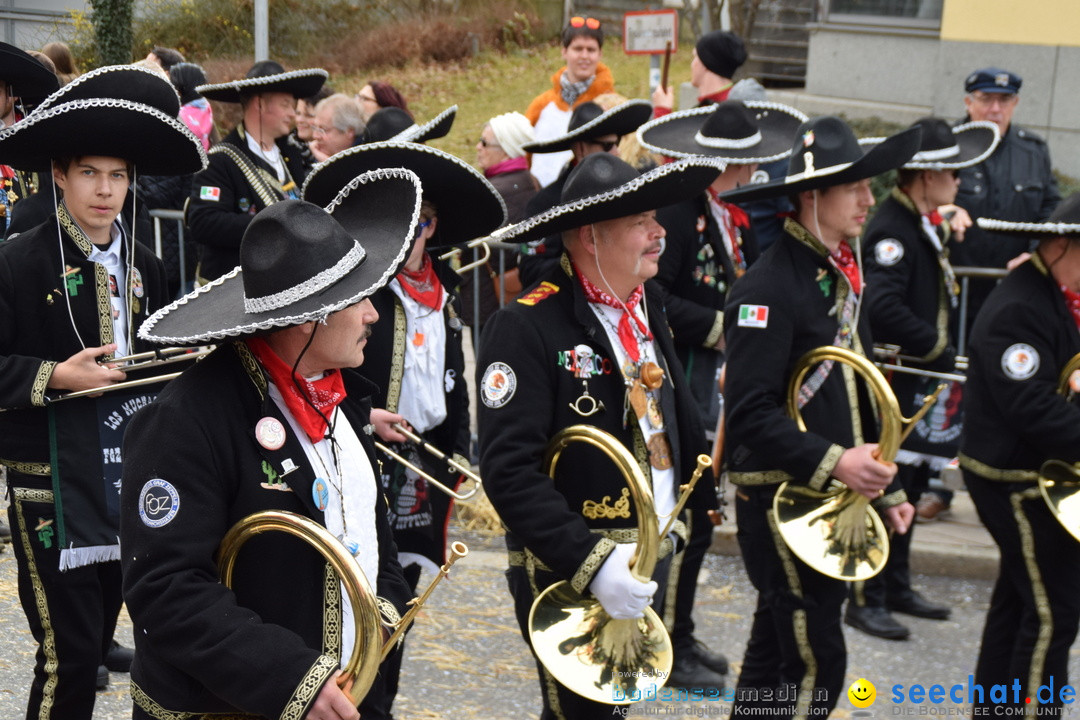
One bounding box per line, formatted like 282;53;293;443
522;99;653;154
637;100;807;163
197;60;327;103
977;193;1080;238
721;116;921;204
860;117;999;171
391;104;457;144
138;168;422;346
301;140;506;248
33;64;181;117
0;41;59;103
495;153;726;245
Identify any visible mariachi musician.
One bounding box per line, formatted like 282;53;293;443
477;152;721;719
960;194;1080;715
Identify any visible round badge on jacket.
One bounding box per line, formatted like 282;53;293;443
874;238;904;266
1001;343;1040;380
481;361;517;408
139;478;180;528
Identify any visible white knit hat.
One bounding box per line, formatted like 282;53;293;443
487;111;534;159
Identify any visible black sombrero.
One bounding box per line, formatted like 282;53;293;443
0;42;59;103
637;100;807;163
139;168;422;346
391;104;457;144
860;117;999;170
301;141;506;248
523;99;653;154
721;116;922;204
977;193;1080;238
496;153;726;245
33;64;181;117
197;60;327;103
0;98;207;175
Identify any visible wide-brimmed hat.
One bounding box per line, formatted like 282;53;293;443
637;100;807;163
977;193;1080;239
720;116;922;204
34;64;181;117
139;168;422;346
197;60;327;103
495;153;725;245
860;118;999;170
390;104;456;144
0;98;207;175
301;141;506;248
0;42;59;103
522;99;653;154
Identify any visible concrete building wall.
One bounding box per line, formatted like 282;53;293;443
0;1;84;49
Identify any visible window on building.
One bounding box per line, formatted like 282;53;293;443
824;0;942;28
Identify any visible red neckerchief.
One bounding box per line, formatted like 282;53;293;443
706;188;747;269
831;240;861;295
698;85;733;105
575;265;652;363
1061;285;1080;330
925;209;943;226
396;253;443;311
246;337;347;443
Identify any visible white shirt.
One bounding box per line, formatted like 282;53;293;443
588;301;677;533
268;382;378;668
245;127;286;183
531;103;573;188
388;278;448;433
87;224;128;357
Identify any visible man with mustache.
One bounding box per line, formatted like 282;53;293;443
477;152;723;719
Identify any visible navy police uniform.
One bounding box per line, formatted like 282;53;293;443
723;218;906;719
959;254;1080;713
477;254;714;720
121;343;412;719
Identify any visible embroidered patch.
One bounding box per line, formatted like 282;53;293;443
131;267;145;298
737;304;769;328
557;344;612;378
1001;343;1039;380
874;238;904;266
199;186;221;201
481;361;517;408
517;281;559;306
139;478;180;528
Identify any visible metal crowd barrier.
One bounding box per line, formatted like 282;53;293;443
953;265;1008;355
149;208;188;297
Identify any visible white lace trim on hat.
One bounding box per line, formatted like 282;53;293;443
694;129;762;149
196;68;328;95
912;144;961;161
392;104;457;143
525;99;652;150
784;159;852;183
977;218;1080;235
33;64;181;116
243;241;366;314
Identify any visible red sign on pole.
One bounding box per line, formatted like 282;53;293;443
623;9;678;56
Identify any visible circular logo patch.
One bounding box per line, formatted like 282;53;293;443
1001;343;1040;380
481;361;517;408
255;416;286;450
874;238;904;266
139;478;180;528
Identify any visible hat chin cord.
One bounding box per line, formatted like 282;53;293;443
812;189;866;337
589;223;652;332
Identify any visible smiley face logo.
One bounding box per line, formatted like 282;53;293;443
848;678;876;708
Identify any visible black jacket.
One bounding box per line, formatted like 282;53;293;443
959;256;1080;478
0;210;167;467
121;343;412;718
477;255;714;594
187;125;306;282
723;219;904;505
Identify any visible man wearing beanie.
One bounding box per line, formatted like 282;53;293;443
652;30;747;117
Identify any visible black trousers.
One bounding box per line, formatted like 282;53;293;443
663;507;713;654
732;485;845;720
965;471;1080;714
7;474;123;720
849;462;928;609
506;549;672;720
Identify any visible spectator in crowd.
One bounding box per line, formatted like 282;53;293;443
145;46;185;74
356;80;409;121
651;30;746;118
41;41;78;85
170;62;215;151
309;93;366;163
290;84;333;172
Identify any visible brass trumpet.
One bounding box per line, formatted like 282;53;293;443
374;422;480;501
773;346;946;581
1037;352;1080;541
437;225;515;275
873;344;967;383
47;346;213;403
218;510;468;703
527;425;673;705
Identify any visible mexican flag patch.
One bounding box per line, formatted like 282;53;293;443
738;304;769;328
199;186;221;201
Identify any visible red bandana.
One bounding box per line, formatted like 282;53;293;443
707;189;750;229
396;253;443;311
831;240;861;295
925;210;943;226
1061;285;1080;330
246;337;347;442
575;265;652;363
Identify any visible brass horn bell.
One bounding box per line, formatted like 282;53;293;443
1037;352;1080;541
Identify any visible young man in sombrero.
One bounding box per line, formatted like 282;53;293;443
122;179;421;719
518;98;653;289
477;152;723;719
847;117;1000;641
636;97;806;690
302;140;505;717
959;195;1080;715
187;60;327;284
0;66;205;718
720;116;921;718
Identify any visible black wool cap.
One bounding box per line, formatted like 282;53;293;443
695;31;747;79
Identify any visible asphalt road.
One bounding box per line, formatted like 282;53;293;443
0;528;1075;719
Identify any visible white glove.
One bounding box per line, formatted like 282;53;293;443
588;543;658;620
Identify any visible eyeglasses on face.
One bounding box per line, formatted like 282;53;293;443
478;137;500;148
569;16;600;29
970;91;1018;107
313;125;343;136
